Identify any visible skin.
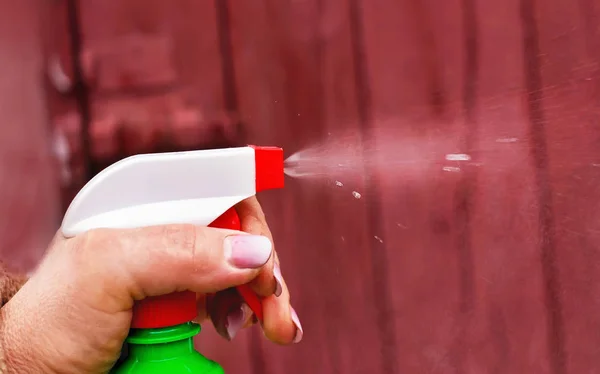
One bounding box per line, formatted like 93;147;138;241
0;197;299;373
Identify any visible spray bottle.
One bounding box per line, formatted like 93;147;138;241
59;145;285;373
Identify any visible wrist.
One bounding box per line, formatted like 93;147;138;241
0;262;28;308
0;292;52;373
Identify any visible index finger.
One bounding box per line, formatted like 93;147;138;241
235;197;280;298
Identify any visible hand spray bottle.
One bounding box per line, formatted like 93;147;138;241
60;145;285;373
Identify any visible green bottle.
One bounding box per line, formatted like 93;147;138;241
110;322;224;373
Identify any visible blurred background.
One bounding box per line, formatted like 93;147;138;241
3;0;600;372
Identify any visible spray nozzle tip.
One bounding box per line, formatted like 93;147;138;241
250;145;284;192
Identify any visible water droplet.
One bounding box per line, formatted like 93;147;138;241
374;235;383;243
496;137;518;143
442;166;461;172
352;191;362;199
341;236;345;242
445;153;471;161
396;222;408;229
335;181;343;187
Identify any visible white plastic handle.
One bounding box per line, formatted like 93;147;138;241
61;147;257;237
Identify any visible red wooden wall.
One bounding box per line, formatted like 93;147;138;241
3;0;600;373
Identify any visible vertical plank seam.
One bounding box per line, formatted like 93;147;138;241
248;331;268;374
452;0;479;371
411;0;447;117
462;0;479;128
519;0;567;372
348;1;399;373
65;0;93;179
215;0;239;113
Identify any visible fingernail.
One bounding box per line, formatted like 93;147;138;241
273;263;283;297
225;235;272;268
226;304;250;340
290;306;303;343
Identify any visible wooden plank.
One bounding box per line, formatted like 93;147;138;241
317;1;387;371
0;0;60;271
529;0;600;372
464;0;552;372
228;0;383;372
358;0;470;371
358;0;550;371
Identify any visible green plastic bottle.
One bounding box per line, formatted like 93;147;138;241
110;322;224;373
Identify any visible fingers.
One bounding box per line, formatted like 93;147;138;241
208;258;301;344
216;197;302;344
235;197;281;298
73;223;274;311
206;289;256;340
260;258;303;344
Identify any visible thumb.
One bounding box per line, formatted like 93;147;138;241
74;224;273;306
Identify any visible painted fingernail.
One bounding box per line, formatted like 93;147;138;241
273;263;283;297
290;306;303;343
225;235;272;268
225;304;250;340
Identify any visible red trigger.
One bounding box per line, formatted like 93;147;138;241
209;207;264;322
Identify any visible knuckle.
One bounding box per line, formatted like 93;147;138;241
245;216;263;232
76;229;97;250
157;224;198;259
190;228;222;271
72;228;104;258
156;224;224;276
246;215;272;238
77;227;115;248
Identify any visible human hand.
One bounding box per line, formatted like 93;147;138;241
0;197;302;373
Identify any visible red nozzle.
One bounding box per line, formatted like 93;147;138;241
249;145;284;192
